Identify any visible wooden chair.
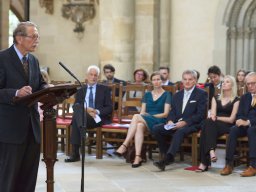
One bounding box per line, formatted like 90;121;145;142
56;97;75;156
88;83;148;158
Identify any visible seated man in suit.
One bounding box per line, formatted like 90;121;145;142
152;69;208;171
65;65;113;162
220;72;256;177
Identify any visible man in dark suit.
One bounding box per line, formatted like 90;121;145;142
153;70;208;171
159;66;174;86
220;72;256;177
65;65;113;162
102;64;126;110
0;22;47;192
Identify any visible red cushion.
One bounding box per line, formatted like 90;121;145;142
102;123;130;129
112;118;132;123
56;117;72;125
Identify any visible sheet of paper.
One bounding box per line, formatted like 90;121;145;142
94;114;102;123
164;123;176;130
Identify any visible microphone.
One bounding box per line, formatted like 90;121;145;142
58;61;87;192
58;62;82;86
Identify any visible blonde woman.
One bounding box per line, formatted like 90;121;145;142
196;75;240;172
115;71;171;168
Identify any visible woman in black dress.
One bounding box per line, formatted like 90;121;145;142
196;75;240;172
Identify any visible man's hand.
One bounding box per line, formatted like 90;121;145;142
17;86;32;97
87;107;97;118
174;121;187;129
236;119;250;127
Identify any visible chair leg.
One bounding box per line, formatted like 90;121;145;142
96;127;103;159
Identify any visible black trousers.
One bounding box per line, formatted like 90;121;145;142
0;123;40;192
226;125;256;166
199;119;231;166
71;111;101;146
152;123;197;157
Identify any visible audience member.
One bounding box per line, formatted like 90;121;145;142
236;69;246;96
65;65;112;163
159;66;174;85
102;64;126;110
152;70;208;171
205;65;223;108
102;64;126;85
220;72;256;177
196;75;239;172
114;71;171;168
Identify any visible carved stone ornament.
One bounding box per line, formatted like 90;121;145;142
39;0;54;14
62;0;97;34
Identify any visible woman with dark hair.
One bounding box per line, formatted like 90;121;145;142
133;68;149;84
196;75;239;172
115;72;171;168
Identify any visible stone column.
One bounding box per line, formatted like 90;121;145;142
0;0;10;49
99;0;135;81
159;0;170;68
134;0;159;75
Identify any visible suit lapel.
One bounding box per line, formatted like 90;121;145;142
177;90;184;115
9;46;28;81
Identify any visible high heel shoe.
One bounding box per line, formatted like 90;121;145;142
132;155;142;168
113;144;127;157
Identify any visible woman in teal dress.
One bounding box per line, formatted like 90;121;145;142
115;71;171;168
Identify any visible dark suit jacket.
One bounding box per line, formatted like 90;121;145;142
237;92;256;126
0;45;46;144
74;83;113;125
167;87;208;128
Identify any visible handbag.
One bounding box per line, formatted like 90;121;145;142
124;144;147;163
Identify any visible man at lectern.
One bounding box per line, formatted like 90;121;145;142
65;65;112;162
0;22;47;191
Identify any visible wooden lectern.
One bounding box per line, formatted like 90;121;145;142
13;84;78;192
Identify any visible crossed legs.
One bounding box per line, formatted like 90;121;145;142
116;114;147;164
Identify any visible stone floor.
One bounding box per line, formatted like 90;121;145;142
36;149;256;192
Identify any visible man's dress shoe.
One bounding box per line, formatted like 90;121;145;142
153;160;166;171
64;155;80;163
240;166;256;177
220;165;233;176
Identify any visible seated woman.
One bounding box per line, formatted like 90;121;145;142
196;75;240;172
114;71;171;168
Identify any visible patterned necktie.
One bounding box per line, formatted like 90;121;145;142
89;86;94;108
251;95;256;107
22;56;29;78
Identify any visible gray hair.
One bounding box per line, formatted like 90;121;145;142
87;65;100;75
182;69;197;80
13;21;38;44
245;72;256;82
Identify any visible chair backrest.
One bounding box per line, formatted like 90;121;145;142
116;83;146;122
102;83;118;119
57;97;75;119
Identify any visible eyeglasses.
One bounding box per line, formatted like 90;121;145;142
246;82;256;86
136;73;144;76
23;34;40;40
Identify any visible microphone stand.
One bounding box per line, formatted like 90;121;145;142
59;62;86;192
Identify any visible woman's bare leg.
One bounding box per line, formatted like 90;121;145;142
116;114;145;154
